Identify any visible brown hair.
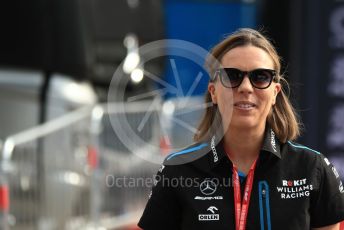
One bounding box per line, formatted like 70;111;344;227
194;28;301;143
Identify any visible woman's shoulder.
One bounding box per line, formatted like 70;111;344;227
286;141;321;155
163;140;211;166
283;141;327;165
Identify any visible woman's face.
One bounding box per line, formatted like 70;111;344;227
208;45;281;133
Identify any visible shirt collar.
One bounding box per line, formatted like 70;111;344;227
208;126;282;169
208;135;229;169
261;127;281;158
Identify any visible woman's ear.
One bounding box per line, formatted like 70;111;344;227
208;83;217;104
272;83;281;105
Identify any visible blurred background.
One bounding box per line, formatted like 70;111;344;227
0;0;343;229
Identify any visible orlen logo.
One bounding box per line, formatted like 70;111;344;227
198;206;219;221
207;206;218;214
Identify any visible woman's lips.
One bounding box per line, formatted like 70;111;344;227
233;101;256;110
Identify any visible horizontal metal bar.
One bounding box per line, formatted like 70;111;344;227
1;105;94;161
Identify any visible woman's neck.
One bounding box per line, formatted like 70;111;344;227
223;126;265;174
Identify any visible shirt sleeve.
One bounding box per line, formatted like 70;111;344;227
138;164;182;230
310;154;344;227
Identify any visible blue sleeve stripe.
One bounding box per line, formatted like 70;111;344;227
166;143;208;161
264;181;272;230
259;182;264;230
287;141;321;155
259;181;271;230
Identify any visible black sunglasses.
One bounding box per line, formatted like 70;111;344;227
214;68;277;89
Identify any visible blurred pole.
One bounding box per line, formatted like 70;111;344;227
0;173;9;230
0;138;10;230
89;105;104;229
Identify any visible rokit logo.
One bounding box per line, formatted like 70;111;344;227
276;178;313;199
198;206;219;221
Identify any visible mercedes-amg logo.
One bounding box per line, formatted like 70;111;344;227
200;179;217;195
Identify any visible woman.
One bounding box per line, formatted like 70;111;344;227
138;28;344;230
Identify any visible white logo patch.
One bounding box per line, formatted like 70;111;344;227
207;206;218;214
276;178;313;199
200;179;217;195
339;181;344;193
198;206;220;221
324;157;331;166
194;196;223;200
323;158;340;179
332;166;340;179
270;130;277;152
158;164;165;173
211;136;218;162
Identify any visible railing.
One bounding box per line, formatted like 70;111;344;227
1;106;95;230
0;101;167;229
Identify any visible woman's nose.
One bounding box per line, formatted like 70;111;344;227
237;75;254;93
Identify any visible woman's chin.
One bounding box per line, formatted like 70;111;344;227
229;118;259;130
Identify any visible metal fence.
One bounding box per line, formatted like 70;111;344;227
1;106;96;230
0;97;205;230
94;101;163;229
0;103;158;229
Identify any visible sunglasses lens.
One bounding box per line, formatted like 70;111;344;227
250;70;274;88
223;69;242;87
217;68;275;89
